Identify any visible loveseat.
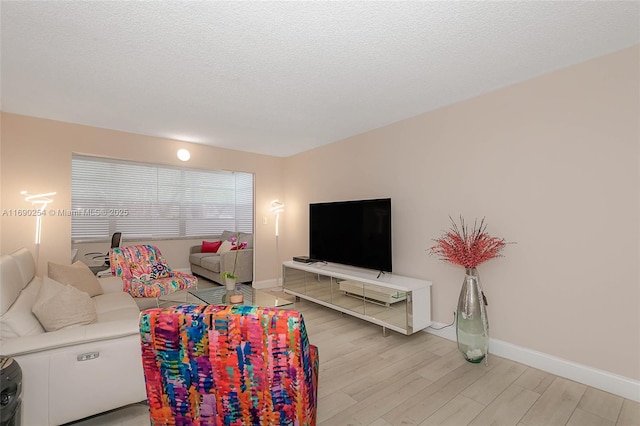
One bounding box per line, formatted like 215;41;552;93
0;248;146;426
189;230;254;285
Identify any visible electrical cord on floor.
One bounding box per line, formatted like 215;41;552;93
427;311;456;330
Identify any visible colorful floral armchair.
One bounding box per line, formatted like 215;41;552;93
139;304;319;425
109;245;197;298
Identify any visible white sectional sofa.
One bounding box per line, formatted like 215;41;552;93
0;248;146;426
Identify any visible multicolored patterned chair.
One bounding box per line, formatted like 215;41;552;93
109;245;198;299
139;304;319;425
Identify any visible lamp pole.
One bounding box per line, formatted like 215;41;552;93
21;191;56;267
270;200;285;286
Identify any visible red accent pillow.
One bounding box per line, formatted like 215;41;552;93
201;240;222;253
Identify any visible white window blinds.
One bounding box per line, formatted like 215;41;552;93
71;155;254;241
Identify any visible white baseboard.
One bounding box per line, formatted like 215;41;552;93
425;321;640;402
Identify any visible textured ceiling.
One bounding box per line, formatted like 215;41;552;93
1;1;639;157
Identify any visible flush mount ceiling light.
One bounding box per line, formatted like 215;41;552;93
177;149;191;161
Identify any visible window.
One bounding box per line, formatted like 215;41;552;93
71;155;254;242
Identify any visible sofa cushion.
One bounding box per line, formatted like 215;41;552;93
48;261;104;297
32;277;98;332
200;256;221;273
189;252;217;267
0;277;45;339
93;291;141;322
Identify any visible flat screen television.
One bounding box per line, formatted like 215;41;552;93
309;198;392;272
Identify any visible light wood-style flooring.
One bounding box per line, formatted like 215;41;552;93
68;287;640;426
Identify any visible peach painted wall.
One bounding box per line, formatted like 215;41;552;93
282;46;640;380
0;115;286;282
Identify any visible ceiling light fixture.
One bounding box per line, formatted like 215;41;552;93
177;149;191;161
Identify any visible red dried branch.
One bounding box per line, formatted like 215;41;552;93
430;216;508;269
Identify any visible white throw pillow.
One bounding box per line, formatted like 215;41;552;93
217;240;233;254
32;276;98;332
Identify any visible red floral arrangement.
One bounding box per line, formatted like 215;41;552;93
430;216;508;269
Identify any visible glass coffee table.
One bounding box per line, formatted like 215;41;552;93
189;284;294;308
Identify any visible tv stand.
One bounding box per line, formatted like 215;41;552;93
282;261;432;336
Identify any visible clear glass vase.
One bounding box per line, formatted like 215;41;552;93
456;268;489;364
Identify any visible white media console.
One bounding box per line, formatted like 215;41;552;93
282;261;432;335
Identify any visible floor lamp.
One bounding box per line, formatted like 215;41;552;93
21;190;56;266
270;200;285;286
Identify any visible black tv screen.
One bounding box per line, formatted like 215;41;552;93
309;198;392;272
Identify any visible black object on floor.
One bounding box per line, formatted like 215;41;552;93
0;357;22;426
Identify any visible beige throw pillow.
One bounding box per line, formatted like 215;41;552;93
217;240;233;254
32;277;98;332
48;261;103;297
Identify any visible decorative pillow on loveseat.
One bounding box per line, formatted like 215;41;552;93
214;240;248;255
32;277;98;332
216;240;234;254
201;240;223;253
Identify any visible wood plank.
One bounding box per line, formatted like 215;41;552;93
413;347;471;382
617;399;640;426
566;408;615;426
513;366;555;394
340;349;439;402
577;387;624;423
382;362;496;425
317;391;358;423
468;384;540;426
418;395;484;426
519;377;587;426
320;373;433;426
461;358;527;405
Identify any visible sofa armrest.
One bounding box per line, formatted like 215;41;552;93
190;245;202;254
98;276;125;293
0;318;140;357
